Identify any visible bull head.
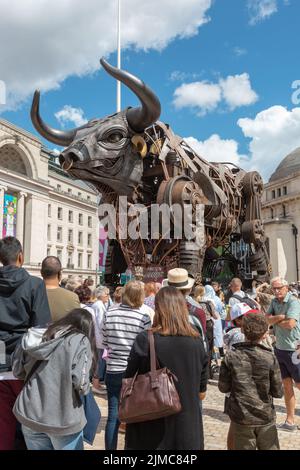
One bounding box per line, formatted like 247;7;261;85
31;58;161;195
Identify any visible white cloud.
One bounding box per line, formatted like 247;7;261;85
247;0;278;25
184;134;247;166
55;105;87;127
0;0;212;110
220;73;258;109
184;106;300;182
173;73;258;115
173;82;221;115
238;106;300;180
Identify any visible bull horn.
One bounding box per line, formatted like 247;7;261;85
30;90;78;146
100;58;161;133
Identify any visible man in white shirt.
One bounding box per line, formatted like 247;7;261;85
228;278;246;310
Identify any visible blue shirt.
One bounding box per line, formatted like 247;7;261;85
267;292;300;351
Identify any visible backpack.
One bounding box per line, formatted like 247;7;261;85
231;294;258;310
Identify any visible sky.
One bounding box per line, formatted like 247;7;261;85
0;0;300;181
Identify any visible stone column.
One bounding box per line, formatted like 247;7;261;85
0;185;7;238
16;191;27;245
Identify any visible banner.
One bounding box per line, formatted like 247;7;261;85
99;225;108;271
2;194;17;238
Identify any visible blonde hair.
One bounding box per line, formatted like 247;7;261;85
153;286;199;337
113;286;124;304
194;285;205;303
144;282;156;297
122;280;145;308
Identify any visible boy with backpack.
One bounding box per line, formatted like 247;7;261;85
218;313;283;450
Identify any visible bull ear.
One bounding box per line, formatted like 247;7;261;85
100;58;161;132
31;91;79;146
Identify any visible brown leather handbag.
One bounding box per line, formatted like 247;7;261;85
118;330;182;424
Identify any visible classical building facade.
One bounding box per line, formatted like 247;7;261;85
262;147;300;282
0;118;99;283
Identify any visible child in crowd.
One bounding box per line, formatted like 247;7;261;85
12;309;97;450
223;302;255;351
218;313;283;450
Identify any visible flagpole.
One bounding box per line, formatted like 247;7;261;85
117;0;121;112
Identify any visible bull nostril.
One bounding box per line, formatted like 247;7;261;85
67;152;81;162
59;155;65;166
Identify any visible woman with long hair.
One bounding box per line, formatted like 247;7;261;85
12;309;97;450
124;286;208;450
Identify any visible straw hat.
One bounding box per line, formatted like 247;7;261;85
165;268;195;290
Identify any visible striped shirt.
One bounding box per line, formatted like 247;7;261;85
102;303;151;373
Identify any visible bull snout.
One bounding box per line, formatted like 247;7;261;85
59;148;86;171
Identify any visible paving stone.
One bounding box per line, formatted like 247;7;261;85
86;379;300;451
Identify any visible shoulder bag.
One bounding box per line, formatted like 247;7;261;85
118;330;182;424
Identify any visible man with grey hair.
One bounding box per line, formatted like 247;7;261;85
267;276;300;431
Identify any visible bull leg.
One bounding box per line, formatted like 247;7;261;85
179;240;206;284
241;171;271;282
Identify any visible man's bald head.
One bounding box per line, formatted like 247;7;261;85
41;256;62;280
230;277;242;293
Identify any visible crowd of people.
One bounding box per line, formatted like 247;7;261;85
0;235;300;451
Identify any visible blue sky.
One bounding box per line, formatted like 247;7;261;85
0;0;300;180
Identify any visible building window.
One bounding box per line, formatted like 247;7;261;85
47;224;51;241
87;233;92;248
78;231;83;245
47;247;51;256
87;195;91;201
87;254;92;269
57;184;61;191
68;188;72;195
78;213;83;225
67;254;73;268
88;216;92;228
282;204;287;218
68;229;73;243
57;226;62;242
277;188;281;197
57;249;62;261
48;204;51;217
78;252;82;268
283;186;287;196
78;192;82;197
271;208;274;219
272;190;275;199
57;207;63;220
68;210;73;223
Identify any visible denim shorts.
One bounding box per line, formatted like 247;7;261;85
274;347;300;383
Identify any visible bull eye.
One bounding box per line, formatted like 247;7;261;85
105;132;124;143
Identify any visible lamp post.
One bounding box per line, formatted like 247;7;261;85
292;224;299;281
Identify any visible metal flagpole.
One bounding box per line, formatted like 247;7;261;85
117;0;121;112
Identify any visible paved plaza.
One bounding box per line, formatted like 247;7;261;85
86;379;300;451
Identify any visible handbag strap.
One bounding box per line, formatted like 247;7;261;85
148;330;160;388
148;330;157;373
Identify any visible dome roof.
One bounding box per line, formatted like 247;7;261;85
269;147;300;182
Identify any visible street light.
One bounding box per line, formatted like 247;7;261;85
292;224;299;281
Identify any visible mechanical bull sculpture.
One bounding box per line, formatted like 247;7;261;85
31;58;271;284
